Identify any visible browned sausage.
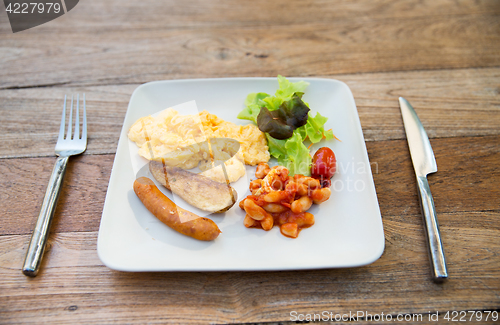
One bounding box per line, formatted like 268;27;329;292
133;177;221;241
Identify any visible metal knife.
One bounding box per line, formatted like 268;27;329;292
399;97;448;282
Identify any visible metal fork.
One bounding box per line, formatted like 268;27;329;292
22;94;87;277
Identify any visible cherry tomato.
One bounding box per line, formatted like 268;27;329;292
311;147;336;180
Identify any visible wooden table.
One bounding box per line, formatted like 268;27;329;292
1;0;499;323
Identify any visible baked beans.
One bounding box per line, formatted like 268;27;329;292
242;165;331;238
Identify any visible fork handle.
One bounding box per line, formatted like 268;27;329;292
23;156;69;277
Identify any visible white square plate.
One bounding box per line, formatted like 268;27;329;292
97;78;385;271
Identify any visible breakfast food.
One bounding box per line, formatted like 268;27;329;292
311;147;337;188
238;75;335;176
149;161;237;213
134;177;221;241
239;163;331;238
129;88;336;241
128;108;206;168
128;108;270;184
199;153;246;184
197;137;246;184
198;110;270;166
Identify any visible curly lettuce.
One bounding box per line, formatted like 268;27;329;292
237;76;334;176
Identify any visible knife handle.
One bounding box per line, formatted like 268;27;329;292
416;175;448;282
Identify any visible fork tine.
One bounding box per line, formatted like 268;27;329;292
82;93;87;141
66;95;74;140
75;94;80;139
58;95;67;141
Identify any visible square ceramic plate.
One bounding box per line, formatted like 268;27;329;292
97;78;385;271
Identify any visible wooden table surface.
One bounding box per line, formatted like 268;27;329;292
1;0;499;324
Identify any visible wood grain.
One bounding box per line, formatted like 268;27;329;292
1;136;498;236
0;154;113;236
0;220;498;324
0;0;499;88
0;68;498;159
1;0;500;323
1;136;498;323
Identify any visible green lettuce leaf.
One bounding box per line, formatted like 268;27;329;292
237;75;333;176
237;92;269;123
277;132;312;176
265;134;287;161
275;75;309;103
297;112;334;144
259;76;310;111
264;133;311;176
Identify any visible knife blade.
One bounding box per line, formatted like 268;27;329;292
399;97;448;282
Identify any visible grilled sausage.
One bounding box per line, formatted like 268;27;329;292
133;177;221;241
